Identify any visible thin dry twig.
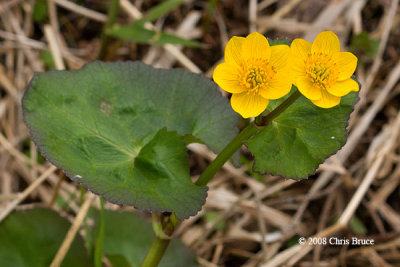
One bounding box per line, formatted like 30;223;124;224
0;166;57;222
54;0;107;22
50;193;96;267
44;24;65;70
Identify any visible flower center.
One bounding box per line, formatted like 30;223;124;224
305;53;338;89
241;59;276;93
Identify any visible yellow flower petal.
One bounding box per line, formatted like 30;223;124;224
231;92;269;118
291;38;312;61
269;45;290;71
311;31;340;56
295;76;322;100
241;32;271;61
311;90;341;108
332;52;358;81
291;59;306;79
327;78;359;97
290;39;311;78
259;70;292;100
225;36;245;66
213;62;245;94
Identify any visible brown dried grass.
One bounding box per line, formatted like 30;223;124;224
1;0;400;266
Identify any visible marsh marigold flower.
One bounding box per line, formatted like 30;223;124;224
291;31;359;108
213;32;292;118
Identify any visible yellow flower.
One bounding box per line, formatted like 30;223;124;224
291;31;359;108
213;32;292;118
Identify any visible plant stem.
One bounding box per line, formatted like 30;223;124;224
140;237;171;267
195;89;302;186
141;213;177;267
258;90;302;126
94;197;105;267
98;0;120;61
195;123;259;186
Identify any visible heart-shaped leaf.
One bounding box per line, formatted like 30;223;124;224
0;208;91;267
246;87;358;179
23;61;238;219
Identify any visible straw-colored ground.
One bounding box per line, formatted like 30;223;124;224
1;0;400;266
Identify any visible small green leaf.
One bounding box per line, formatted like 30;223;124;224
109;24;201;47
351;32;379;58
23;61;238;219
247;86;358;179
204;211;226;230
93;210;198;267
285;235;301;248
33;0;48;23
0;208;91;267
139;0;184;24
268;38;290;46
349;216;367;235
40;50;56;70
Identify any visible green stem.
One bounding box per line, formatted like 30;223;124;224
141;213;176;267
195;123;258;186
140;237;171;267
98;0;120;61
258;90;302;126
195;89;302;186
94;197;105;267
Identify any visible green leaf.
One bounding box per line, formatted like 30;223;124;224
139;0;184;24
33;0;48;23
93;210;197;267
351;32;379;58
109;24;201;47
0;208;91;267
246;87;358;179
268;38;290;46
349;216;367;235
204;211;226;230
22;61;238;219
40;50;56;70
108;0;201;48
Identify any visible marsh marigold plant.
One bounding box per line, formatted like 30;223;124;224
213;32;292;118
291;31;359;108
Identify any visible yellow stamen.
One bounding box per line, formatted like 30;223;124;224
305;53;338;89
240;59;276;94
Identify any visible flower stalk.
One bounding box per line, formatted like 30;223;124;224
141;213;178;267
140;237;171;267
195;89;301;187
195;123;258;186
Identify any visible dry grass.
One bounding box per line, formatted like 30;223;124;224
1;0;400;266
